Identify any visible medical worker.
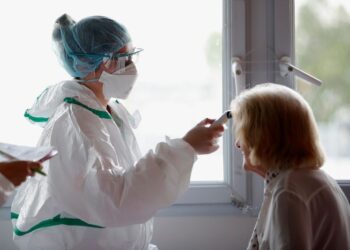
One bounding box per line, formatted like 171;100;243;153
0;161;41;206
11;13;224;250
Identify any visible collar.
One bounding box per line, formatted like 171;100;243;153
264;169;281;193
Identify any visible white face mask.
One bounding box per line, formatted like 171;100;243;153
99;63;138;99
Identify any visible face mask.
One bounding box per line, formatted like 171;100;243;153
99;63;138;99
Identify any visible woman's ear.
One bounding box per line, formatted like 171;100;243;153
97;60;109;73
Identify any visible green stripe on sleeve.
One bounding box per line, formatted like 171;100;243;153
11;213;103;236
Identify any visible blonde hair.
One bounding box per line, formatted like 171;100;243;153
231;83;325;170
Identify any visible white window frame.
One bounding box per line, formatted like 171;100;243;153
176;0;246;206
175;0;349;210
175;0;291;210
176;0;265;210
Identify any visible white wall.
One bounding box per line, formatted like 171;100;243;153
0;207;256;250
153;215;256;250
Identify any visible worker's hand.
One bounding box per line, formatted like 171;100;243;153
0;161;42;186
183;118;224;155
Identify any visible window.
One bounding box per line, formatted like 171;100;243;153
127;1;223;183
295;0;350;181
5;0;344;213
1;0;237;206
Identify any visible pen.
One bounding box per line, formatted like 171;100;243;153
0;150;47;176
32;168;47;176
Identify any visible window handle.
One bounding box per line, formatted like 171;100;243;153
279;56;322;86
232;57;245;95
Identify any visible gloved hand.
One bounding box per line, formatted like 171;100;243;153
183;118;224;154
0;161;42;186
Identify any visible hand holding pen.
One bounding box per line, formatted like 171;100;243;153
0;161;43;186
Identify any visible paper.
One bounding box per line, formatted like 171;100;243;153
0;142;58;163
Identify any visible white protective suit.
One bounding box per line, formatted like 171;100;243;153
11;80;197;250
0;172;14;206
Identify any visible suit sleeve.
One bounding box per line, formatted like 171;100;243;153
45;103;197;227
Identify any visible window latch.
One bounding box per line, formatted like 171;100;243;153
279;56;322;86
232;57;245;95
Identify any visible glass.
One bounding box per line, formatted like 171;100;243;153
295;0;350;180
107;48;143;72
127;1;223;182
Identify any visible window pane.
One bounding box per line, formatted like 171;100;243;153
0;0;223;182
296;0;350;180
129;1;223;182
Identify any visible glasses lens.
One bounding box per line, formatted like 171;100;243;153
116;49;142;69
103;48;142;73
113;48;143;60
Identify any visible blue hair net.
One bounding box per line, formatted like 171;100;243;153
52;14;131;78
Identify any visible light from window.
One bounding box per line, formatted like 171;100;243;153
296;0;350;180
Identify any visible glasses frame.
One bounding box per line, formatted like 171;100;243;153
69;48;143;61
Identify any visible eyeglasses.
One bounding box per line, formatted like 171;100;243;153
109;47;143;69
69;47;143;62
109;47;143;71
111;48;143;61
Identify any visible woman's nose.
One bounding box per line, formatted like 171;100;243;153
235;140;241;149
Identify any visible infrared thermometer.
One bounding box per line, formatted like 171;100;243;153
211;110;232;127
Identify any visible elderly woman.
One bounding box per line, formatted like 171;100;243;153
231;83;350;250
11;14;223;250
